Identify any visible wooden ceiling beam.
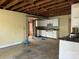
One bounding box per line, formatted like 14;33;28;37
23;6;71;17
24;6;70;17
47;2;69;10
53;9;70;13
27;1;69;14
17;0;51;11
10;1;31;10
49;10;70;17
39;11;50;17
3;0;23;9
50;8;70;15
23;4;70;17
46;10;70;17
28;0;65;11
54;8;70;14
49;5;70;12
39;6;71;16
67;0;77;4
0;0;7;5
37;4;70;14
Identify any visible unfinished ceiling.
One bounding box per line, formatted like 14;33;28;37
0;0;79;17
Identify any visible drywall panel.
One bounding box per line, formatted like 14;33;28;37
0;9;27;47
71;18;79;28
71;3;79;32
59;15;70;37
71;3;79;18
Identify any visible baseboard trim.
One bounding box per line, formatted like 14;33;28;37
0;41;22;49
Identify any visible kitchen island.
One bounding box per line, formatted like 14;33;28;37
59;38;79;59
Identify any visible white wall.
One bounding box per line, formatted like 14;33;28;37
0;9;28;48
71;3;79;32
58;15;70;37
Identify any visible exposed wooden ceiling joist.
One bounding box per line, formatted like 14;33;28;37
10;2;30;10
39;5;71;14
3;0;23;9
67;0;79;4
24;1;69;15
48;5;70;12
30;1;69;14
28;0;65;11
0;0;7;5
41;7;71;17
49;7;71;14
17;0;51;11
49;10;71;17
0;0;79;17
23;7;70;17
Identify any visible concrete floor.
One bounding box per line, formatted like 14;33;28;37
0;38;59;59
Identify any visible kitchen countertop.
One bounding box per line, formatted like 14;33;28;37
59;36;79;43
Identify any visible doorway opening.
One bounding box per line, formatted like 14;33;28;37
28;17;37;39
